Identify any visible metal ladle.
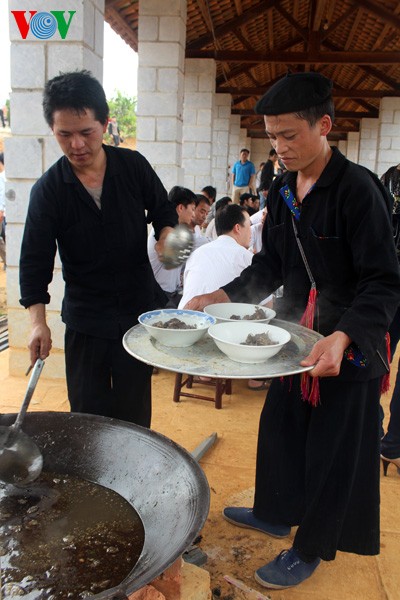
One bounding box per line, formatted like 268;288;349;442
159;224;194;270
0;358;44;486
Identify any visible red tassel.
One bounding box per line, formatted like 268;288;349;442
299;284;320;406
300;284;317;329
380;332;391;394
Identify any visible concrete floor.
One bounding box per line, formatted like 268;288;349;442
1;346;399;600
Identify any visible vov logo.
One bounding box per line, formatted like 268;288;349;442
11;10;76;40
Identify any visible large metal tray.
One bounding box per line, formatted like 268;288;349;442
123;319;323;380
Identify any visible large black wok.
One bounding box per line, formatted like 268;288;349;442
0;412;210;599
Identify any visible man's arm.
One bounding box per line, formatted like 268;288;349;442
27;303;52;366
185;288;230;311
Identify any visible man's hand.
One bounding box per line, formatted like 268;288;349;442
155;226;175;261
185;289;230;311
300;330;351;378
28;304;52;365
28;323;52;365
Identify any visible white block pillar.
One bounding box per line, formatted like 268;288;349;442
182;58;216;191
136;0;186;189
376;97;400;178
212;93;231;195
227;114;241;194
6;0;105;377
346;131;360;164
338;140;348;157
358;118;379;172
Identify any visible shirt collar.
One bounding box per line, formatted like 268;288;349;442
280;146;346;191
61;144;121;183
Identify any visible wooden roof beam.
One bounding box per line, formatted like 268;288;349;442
186;50;400;64
350;0;400;31
186;0;279;51
105;6;138;51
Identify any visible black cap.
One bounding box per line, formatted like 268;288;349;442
254;72;333;115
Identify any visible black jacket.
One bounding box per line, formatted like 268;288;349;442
20;146;178;338
223;147;400;380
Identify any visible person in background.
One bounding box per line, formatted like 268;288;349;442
0;153;6;269
380;163;400;475
259;149;278;208
108;116;121;146
179;204;253;309
239;192;259;216
205;196;232;241
255;161;266;193
185;72;400;590
19;70;178;428
231;148;256;204
202;185;217;226
192;194;211;239
148;186;206;308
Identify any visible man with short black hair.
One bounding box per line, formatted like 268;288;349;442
179;204;252;309
231;148;256;204
186;71;400;589
19;70;178;427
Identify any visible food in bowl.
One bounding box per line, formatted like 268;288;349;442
139;309;216;347
230;306;267;321
242;332;275;346
204;303;276;324
152;318;196;330
208;322;290;363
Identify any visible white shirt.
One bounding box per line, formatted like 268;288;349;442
147;227;209;294
205;218;217;240
178;235;253;308
147;228;182;293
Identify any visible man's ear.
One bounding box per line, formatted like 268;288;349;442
319;114;332;137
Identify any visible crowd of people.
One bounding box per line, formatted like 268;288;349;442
14;69;400;593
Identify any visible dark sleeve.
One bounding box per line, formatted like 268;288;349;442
19;176;58;308
333;170;400;361
128;151;177;239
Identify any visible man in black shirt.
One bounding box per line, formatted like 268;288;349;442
186;72;400;589
19;70;178;427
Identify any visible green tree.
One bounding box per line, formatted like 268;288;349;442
107;91;137;138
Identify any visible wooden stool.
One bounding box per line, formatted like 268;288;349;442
173;373;232;409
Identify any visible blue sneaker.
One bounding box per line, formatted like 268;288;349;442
254;547;321;589
222;507;291;538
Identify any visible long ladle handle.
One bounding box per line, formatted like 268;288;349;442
12;358;45;431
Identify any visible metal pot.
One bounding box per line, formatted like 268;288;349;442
0;412;210;599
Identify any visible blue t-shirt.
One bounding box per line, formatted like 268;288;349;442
232;160;256;186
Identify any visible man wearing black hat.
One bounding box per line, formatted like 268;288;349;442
186;72;400;589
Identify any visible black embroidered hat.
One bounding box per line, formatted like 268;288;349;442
254;72;333;115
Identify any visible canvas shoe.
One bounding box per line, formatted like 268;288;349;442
222;507;291;538
254;547;321;589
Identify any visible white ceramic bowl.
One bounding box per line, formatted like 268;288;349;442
139;309;216;347
208;322;291;363
204;302;276;324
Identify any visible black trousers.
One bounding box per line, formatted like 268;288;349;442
65;327;153;427
253;375;381;561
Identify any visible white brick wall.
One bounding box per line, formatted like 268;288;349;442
182;58;216;191
136;0;186;187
